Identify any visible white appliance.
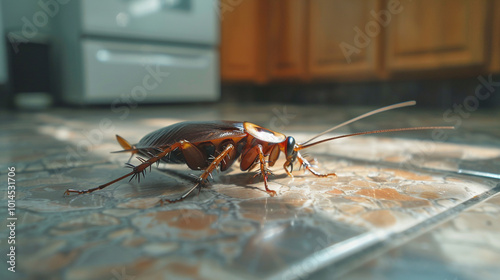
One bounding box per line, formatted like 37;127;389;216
54;0;219;104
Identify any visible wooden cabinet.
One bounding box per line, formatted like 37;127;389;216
308;0;382;80
268;0;308;80
220;0;307;82
220;0;268;83
220;0;498;83
384;0;490;76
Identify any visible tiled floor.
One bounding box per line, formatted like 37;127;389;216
1;103;499;279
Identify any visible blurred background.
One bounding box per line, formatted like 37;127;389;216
0;0;499;109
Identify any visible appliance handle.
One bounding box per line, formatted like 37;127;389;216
96;49;209;68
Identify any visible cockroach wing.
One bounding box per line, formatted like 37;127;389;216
135;121;247;149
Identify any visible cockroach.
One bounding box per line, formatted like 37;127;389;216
64;101;453;203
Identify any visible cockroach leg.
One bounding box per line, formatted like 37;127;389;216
252;169;273;179
296;153;336;178
64;143;183;196
160;144;236;204
256;144;277;197
283;160;294;178
160;181;202;205
64;171;135;195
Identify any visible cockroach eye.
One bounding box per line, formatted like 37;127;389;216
286;136;295;157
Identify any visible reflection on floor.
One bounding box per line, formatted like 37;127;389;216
1;103;499;279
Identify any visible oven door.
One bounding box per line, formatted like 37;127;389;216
81;0;218;45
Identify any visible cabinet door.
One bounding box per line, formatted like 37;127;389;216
220;0;268;83
268;0;308;80
385;0;490;76
308;0;382;81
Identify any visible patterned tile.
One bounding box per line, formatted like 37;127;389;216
2;105;499;279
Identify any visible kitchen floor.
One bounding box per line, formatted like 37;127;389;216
1;103;499;279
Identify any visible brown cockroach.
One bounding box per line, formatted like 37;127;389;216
64;101;453;202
